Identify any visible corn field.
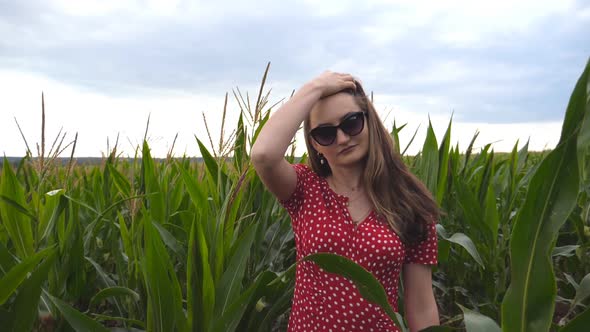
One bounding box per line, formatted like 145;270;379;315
0;59;589;332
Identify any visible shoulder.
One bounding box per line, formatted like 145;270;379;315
292;163;320;183
292;164;326;200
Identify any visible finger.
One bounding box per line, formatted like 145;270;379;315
343;75;356;86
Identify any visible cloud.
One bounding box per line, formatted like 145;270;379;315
0;68;563;158
0;0;588;157
0;69;238;157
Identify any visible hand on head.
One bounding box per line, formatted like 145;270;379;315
311;71;357;98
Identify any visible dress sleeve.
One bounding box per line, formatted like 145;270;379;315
278;163;312;219
403;221;438;265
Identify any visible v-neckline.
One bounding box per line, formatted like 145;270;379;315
320;176;374;228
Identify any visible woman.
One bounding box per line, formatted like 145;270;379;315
251;71;440;331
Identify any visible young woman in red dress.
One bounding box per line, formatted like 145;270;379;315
251;71;440;332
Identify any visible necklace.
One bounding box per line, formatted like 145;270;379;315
329;175;363;198
327;177;372;224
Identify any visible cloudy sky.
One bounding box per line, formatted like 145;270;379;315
1;0;589;157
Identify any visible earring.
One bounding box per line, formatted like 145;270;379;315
318;152;325;165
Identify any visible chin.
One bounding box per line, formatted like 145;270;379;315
335;149;368;167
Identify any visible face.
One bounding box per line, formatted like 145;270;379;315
309;93;369;169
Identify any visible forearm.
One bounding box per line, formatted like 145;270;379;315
404;295;439;332
251;81;322;165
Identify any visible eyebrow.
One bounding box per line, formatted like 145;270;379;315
317;111;360;126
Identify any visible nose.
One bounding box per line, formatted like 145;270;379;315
335;128;351;145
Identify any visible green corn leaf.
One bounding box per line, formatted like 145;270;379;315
564;272;580;290
0;245;56;304
46;293;109;332
91;167;105;211
505;141;519;201
103;156;113;205
560;58;589;144
197;136;227;189
461;130;480;177
8;247;56;332
107;163;131;198
552;245;580;257
142;214;186;332
86;256;116;287
233;113;247;172
222;170;249;266
477;152;494;207
91;314;145;329
0;241;16;277
180;165;208;217
186;214;200;332
152;221;186;261
501;138;578;332
436;117;452;204
215;222;258;317
483;184;499;246
243;265;296;331
187;214;215;332
303;252;402;328
212;270;277;332
401;124;420;157
570;273;590;311
0;194;36;220
452;176;490;240
437;239;450;265
67;210;87;301
89;286;140;310
117;213;134;275
0;157;34;258
212;212;225;283
142;141;166;223
458;304;501;332
390;119;406;154
166;164;186;213
436;224;484;269
419;118;439;195
501;59;589;332
516;140;530;175
82;194;147;253
39;192;68;243
561;306;590;332
256;284;294;332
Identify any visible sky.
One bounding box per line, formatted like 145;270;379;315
1;0;589;158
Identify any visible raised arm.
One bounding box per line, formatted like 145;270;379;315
251;71;355;201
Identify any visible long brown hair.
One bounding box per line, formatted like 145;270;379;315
303;80;440;244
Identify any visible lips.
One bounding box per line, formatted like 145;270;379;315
339;145;356;154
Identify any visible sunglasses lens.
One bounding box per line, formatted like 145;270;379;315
311;127;336;146
310;113;365;146
341;113;364;136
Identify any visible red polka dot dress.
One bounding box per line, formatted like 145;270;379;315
279;164;438;332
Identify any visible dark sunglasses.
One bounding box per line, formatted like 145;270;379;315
309;111;367;146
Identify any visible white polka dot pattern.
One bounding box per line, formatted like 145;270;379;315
279;163;438;332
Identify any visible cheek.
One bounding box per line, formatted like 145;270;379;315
326;147;341;159
315;145;336;159
359;131;371;153
359;128;370;145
